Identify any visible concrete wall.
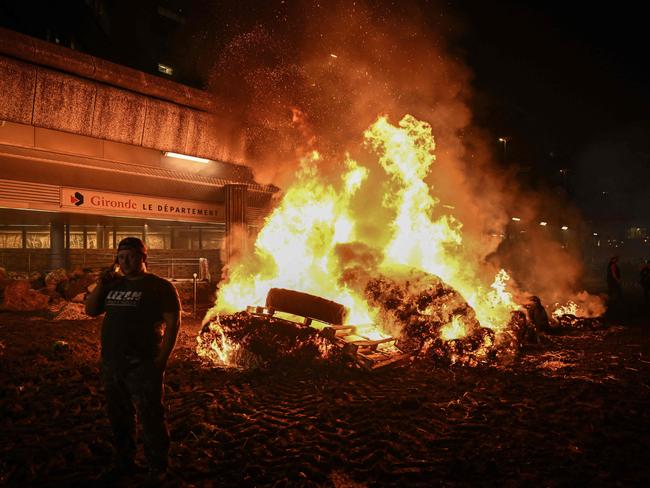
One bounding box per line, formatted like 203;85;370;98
0;27;245;162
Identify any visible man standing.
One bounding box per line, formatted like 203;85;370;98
606;255;623;315
640;260;650;304
85;237;181;483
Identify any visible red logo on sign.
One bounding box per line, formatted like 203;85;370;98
70;192;84;206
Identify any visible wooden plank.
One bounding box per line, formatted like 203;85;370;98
348;337;396;347
356;351;412;370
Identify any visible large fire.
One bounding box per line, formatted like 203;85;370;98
198;114;526;366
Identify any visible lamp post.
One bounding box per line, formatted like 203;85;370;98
498;137;510;163
559;168;569;192
561;225;569;248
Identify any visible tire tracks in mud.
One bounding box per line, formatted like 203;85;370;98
2;315;650;486
166;365;493;486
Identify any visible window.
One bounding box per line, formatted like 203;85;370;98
116;227;143;247
86;232;98;249
627;227;648;239
26;227;50;248
69;226;85;249
157;63;173;75
172;228;199;249
201;230;223;249
0;231;22;248
147;232;171;249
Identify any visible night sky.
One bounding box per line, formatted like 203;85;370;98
455;0;650;217
460;0;650;153
2;0;649;220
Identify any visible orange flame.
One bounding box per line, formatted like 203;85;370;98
552;300;578;319
201;115;521;364
440;315;468;341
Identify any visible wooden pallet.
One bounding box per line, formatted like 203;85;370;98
245;303;411;370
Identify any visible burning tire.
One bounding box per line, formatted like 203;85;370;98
266;288;348;325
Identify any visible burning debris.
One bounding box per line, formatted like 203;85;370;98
519;296;605;333
198;288;407;370
198;276;524;370
551;309;606;330
197;114;607;371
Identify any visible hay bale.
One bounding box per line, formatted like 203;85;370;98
44;268;68;292
52;302;92;321
1;280;50;311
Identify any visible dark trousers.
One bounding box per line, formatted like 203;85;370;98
102;360;169;470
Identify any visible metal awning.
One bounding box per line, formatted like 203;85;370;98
0;143;278;203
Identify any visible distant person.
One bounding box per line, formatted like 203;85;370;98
85;237;181;484
606;255;623;308
525;296;551;334
640;260;650;304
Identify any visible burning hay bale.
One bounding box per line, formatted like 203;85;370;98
364;270;498;365
540;297;607;331
198;311;333;369
552;314;606;330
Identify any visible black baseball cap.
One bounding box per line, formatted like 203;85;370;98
117;237;148;259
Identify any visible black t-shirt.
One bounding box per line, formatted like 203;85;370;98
100;273;180;365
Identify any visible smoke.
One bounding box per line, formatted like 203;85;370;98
205;1;475;183
201;0;597;312
206;1;510;256
334;242;383;293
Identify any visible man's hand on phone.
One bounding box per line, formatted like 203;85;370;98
99;260;119;286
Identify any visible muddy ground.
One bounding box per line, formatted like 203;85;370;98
1;309;649;487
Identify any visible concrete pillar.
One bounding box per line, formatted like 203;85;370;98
95;225;102;249
49;222;65;270
64;223;71;266
224;184;248;263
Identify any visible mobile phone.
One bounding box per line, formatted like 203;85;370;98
112;257;121;274
100;258;119;285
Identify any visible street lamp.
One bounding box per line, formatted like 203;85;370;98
498;137;510;163
561;225;569;248
559;168;569;190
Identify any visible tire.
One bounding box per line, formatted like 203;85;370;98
265;288;348;325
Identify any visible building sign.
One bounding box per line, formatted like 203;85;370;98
61;187;224;222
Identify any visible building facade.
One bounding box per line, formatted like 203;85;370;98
0;28;277;280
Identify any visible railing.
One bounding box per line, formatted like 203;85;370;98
147;257;211;282
0;252;43;273
0;251;211;282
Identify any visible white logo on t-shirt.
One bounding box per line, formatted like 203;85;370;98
106;290;143;306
